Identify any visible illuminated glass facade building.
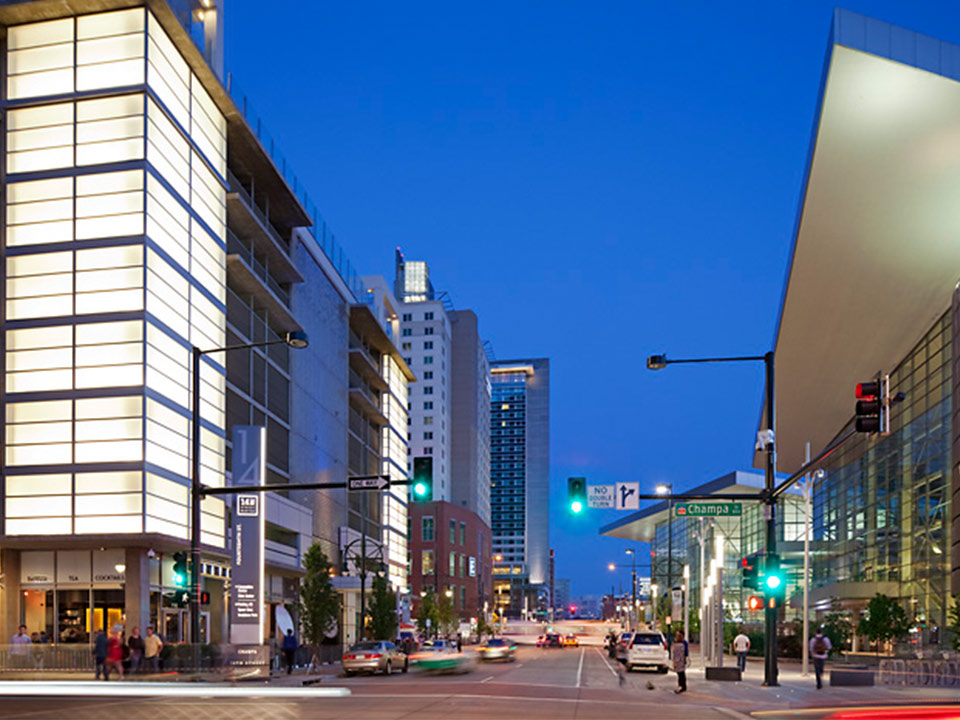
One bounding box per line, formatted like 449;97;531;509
490;358;549;618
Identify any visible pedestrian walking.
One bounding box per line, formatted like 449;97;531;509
671;630;687;694
810;627;832;690
92;629;109;680
106;627;124;680
127;627;144;674
143;626;162;673
617;656;627;687
733;628;750;673
281;629;297;675
456;633;462;652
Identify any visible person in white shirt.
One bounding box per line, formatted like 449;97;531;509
733;629;750;672
11;625;31;668
809;627;833;689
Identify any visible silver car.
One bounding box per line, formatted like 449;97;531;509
342;640;408;676
478;637;517;662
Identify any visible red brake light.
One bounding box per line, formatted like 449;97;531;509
369;653;381;659
343;654;354;659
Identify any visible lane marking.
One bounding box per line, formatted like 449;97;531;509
0;681;350;698
576;648;584;688
480;676;494;684
594;647;619;679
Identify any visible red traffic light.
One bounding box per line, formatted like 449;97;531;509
741;557;754;570
747;595;763;611
856;381;879;399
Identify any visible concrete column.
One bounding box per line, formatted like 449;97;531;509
124;548;150;633
1;550;21;642
951;285;960;597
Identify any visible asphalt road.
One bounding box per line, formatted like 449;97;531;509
0;645;955;720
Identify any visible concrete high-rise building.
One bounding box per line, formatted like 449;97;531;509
490;358;549;618
449;310;491;526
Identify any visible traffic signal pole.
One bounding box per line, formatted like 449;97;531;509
762;351;778;687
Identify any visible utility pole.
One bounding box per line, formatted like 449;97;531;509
762;351;778;686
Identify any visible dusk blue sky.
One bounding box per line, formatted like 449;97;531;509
225;2;960;600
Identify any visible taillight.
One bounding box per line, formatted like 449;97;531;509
369;653;382;659
343;654;354;660
663;642;668;650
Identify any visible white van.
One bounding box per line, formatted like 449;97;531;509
626;631;669;673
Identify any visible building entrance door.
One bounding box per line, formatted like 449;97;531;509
161;609;210;644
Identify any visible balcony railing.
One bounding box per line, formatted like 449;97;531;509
226;228;290;306
226;169;292;254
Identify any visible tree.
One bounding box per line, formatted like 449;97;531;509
298;544;341;668
417;591;439;638
438;591;459;636
367;574;398;641
947;598;960;652
821;611;853;657
857;593;909;656
476;614;495;639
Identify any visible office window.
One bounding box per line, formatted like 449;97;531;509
402;313;412;321
460;522;466;545
424;402;433;410
449;551;456;576
424;432;433;440
424;417;433;425
425;312;433;320
460;586;466;610
424;371;433;379
422;550;434;575
402;328;411;337
424;447;433;455
424;341;433;350
424;356;434;364
422;516;434;541
449;519;456;543
424;386;433;395
402;342;411;350
459;554;465;578
404;357;412;365
425;327;434;336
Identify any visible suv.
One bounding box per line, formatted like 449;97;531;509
626;631;669;673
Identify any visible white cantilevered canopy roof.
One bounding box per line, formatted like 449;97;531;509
763;10;960;474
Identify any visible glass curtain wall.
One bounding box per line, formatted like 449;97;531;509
3;9;227;545
812;311;952;634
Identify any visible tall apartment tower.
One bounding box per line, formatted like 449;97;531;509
490;358;550;618
449;311;491;526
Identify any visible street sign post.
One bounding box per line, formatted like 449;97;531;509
587;485;615;508
347;476;390;492
674;502;742;517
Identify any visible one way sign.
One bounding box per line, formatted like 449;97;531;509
347;475;390;491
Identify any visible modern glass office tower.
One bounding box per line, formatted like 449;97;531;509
490;358;549;618
1;5;232;641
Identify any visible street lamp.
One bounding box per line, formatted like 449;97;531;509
189;330;308;653
650;584;659;629
647;350;779;686
608;563;616;571
625;549;638;631
654;482;674;635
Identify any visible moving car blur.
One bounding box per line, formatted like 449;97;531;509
477;637;517;662
411;639;476;673
562;634;579;647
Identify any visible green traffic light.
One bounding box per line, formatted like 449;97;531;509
173;573;184;586
765;574;782;590
414;481;427;497
570;500;583;514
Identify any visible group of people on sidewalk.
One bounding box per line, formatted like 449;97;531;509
92;625;164;681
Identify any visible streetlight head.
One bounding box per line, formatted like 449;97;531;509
646;354;667;370
655;484;670;496
608;563;616;571
285;330;309;349
444;589;453;598
625;548;634;556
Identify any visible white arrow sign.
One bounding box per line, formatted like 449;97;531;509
347;476;390;491
615;482;640;510
588;485;615;509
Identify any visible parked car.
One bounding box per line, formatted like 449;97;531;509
477;637;517;662
625;631;669;673
342;640;407;676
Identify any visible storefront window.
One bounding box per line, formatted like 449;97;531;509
57;589;89;643
22;589;54;640
92;589;124;634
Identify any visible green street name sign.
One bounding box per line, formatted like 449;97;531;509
673;502;742;517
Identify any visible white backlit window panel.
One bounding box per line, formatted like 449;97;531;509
146;175;190;268
147;99;190;200
6;103;74;174
6;473;71;496
147;13;190;129
7;18;75;99
6;176;74;245
190;77;226;178
76;9;145;92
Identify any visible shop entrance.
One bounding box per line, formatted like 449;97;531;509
160;609;210;643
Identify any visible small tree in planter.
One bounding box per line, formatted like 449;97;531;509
858;593;909;658
367;574;398;641
298;544;341;671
